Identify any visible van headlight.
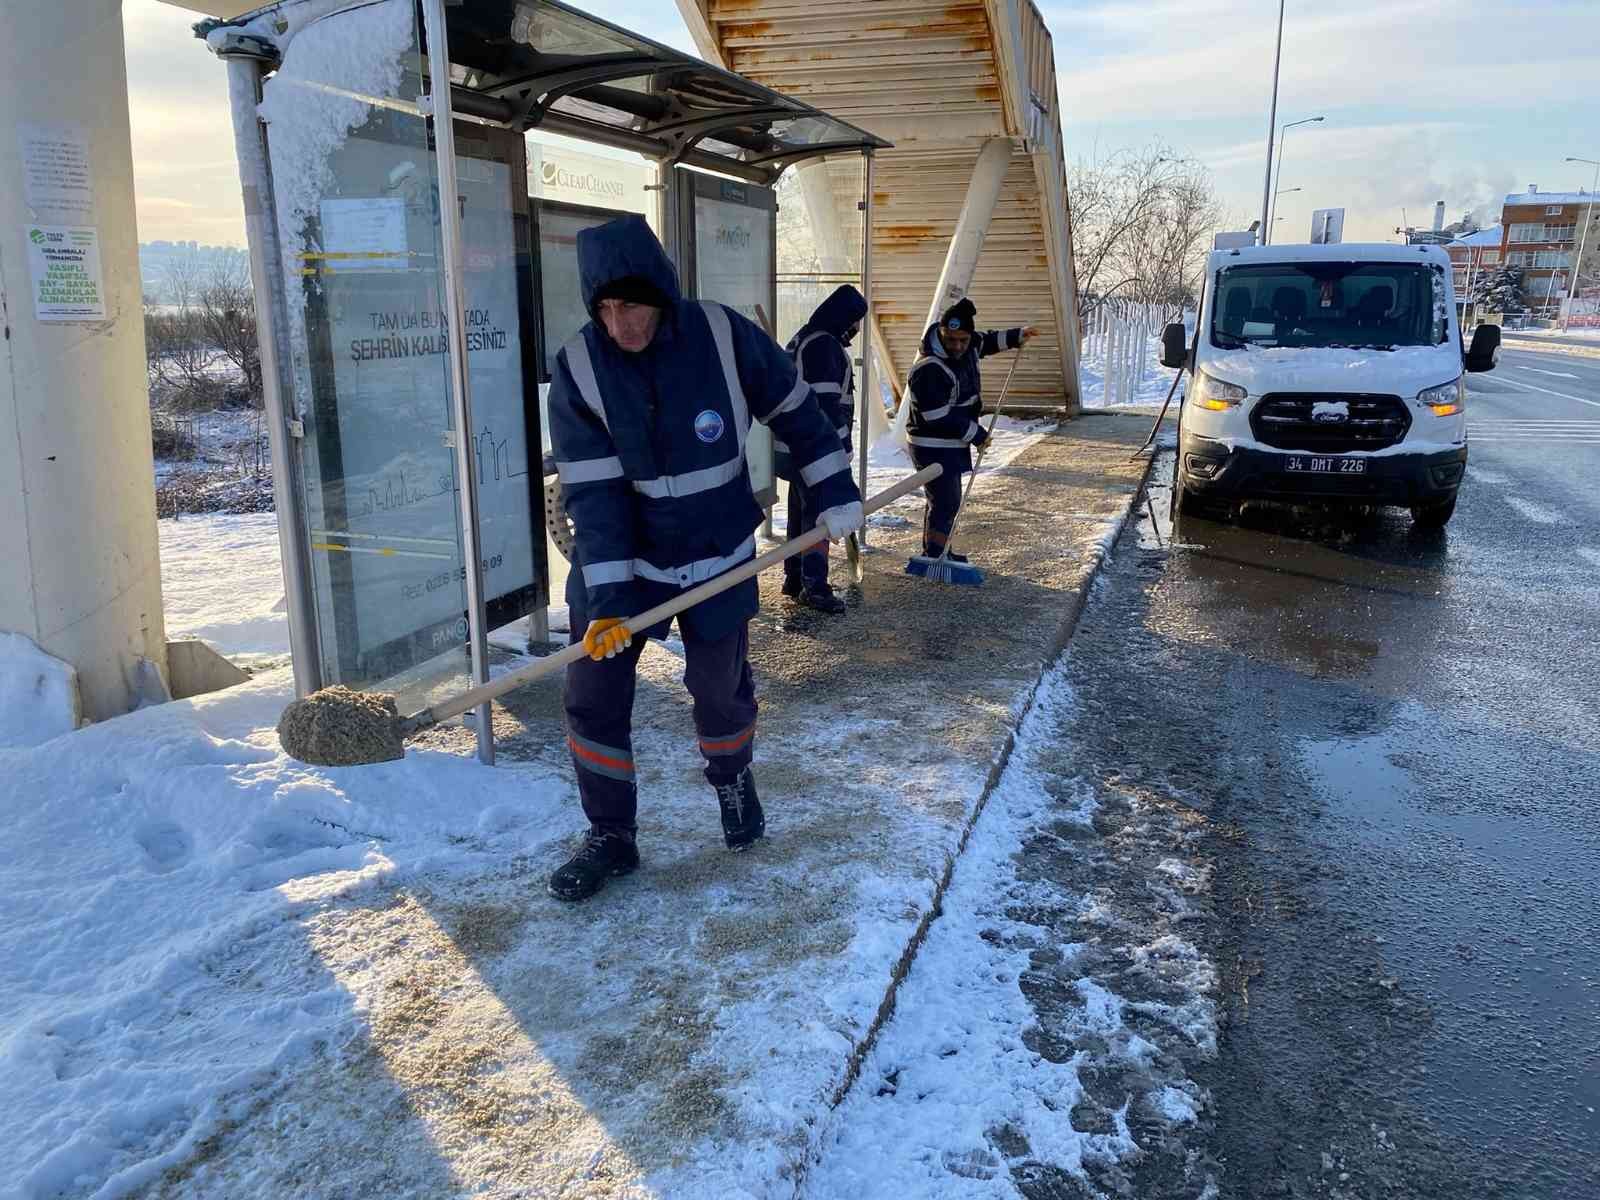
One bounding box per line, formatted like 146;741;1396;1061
1418;377;1464;417
1193;372;1247;411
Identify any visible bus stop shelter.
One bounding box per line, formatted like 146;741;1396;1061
199;0;889;761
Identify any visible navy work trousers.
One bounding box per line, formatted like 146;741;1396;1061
563;618;757;832
919;463;964;555
781;479;830;592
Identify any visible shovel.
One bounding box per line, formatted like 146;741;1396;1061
277;464;942;766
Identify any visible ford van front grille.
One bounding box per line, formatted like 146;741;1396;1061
1249;393;1411;453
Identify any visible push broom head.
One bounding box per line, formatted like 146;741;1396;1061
904;554;984;586
277;685;407;766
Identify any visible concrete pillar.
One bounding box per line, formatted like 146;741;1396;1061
0;0;168;720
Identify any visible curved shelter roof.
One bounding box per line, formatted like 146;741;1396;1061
200;0;888;184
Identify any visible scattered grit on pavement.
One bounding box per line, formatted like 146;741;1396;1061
142;415;1154;1198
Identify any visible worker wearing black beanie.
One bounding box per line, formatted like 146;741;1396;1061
904;297;1039;562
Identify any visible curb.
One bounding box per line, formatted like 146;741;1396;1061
789;442;1161;1195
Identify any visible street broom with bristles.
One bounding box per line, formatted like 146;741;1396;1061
904;343;1028;586
276;465;942;767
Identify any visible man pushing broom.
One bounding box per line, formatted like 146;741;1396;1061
904;298;1038;575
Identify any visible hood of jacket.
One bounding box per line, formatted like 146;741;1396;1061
577;214;683;315
802;284;868;343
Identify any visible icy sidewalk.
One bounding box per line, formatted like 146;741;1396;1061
1;415;1152;1200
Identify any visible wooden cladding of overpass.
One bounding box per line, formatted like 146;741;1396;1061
678;0;1082;410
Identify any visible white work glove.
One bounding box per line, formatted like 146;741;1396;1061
817;501;863;541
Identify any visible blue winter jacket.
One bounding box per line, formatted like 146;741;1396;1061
547;215;860;642
905;321;1025;476
777;285;868;483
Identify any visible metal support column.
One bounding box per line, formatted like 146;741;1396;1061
857;150;874;544
221;52;322;698
420;0;494;765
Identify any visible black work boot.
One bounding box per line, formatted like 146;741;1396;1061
780;574;803;598
548;827;640;901
714;769;765;850
797;586;846;615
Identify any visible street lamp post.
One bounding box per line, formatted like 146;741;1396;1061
1267;117;1325;244
1258;0;1287;245
1562;155;1600;332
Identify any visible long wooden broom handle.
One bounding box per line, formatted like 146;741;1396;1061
402;463;943;734
935;340;1028;561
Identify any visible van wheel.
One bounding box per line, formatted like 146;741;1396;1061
1410;496;1456;529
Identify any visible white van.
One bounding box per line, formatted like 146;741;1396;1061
1161;242;1501;529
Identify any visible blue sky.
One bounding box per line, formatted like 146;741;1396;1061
124;0;1600;246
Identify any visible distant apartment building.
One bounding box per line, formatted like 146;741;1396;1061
1498;186;1599;315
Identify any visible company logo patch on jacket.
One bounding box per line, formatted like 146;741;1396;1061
694;409;726;443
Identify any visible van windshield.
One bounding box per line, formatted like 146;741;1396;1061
1211;262;1446;350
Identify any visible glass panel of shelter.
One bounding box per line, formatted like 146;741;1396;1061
262;0;543;713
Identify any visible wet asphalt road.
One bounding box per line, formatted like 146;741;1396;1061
1065;344;1600;1197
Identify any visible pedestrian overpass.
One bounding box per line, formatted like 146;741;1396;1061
676;0;1083;412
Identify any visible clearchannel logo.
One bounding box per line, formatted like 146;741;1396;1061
541;159;627;200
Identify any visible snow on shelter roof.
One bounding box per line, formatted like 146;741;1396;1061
1449;225;1503;248
1207;242;1452;270
199;0;890;184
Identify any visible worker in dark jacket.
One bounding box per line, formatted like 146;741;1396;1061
905;298;1037;560
778;284;868;614
545;215;862;902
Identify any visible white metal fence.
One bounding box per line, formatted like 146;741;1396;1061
1081;301;1172;406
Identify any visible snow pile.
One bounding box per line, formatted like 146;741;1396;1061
0;634;79;749
0;670;567;1200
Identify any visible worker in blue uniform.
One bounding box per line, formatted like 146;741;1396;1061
545;215;862;902
904;298;1037;561
778;284;869;614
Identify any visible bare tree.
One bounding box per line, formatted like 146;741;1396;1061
196;251;261;407
1069;142;1224;320
144;247;261;411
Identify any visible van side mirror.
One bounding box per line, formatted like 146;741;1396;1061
1464;323;1500;373
1160;322;1189;369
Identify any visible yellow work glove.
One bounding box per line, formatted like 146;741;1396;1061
582;618;633;661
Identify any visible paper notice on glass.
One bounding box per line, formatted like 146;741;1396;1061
18;123;94;218
25;226;106;321
319;197;408;271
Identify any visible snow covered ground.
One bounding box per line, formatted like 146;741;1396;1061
159;513;289;668
803;669;1219;1197
0;671;570;1199
4;417;1169;1199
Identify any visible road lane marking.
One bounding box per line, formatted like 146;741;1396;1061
1505;496;1562;525
1492;377;1600;408
1468;418;1600;444
1509;365;1582;379
1467;467;1508;484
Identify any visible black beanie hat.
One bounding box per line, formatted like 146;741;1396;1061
940;297;977;334
592;274;670;313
